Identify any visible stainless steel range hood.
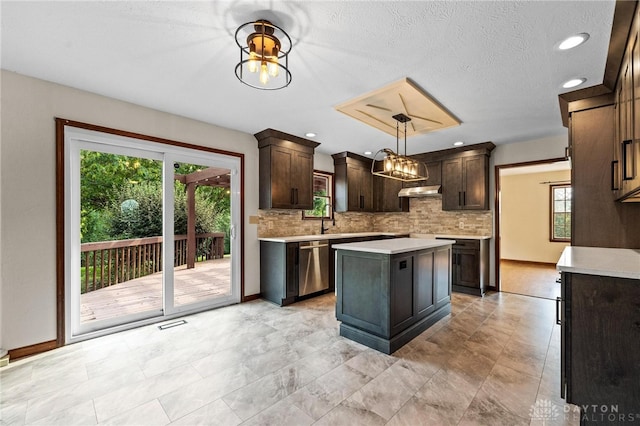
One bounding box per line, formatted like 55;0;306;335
398;185;442;197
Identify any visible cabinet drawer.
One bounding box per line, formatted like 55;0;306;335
452;239;480;250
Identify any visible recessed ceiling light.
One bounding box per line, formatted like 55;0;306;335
562;78;587;89
364;151;373;155
558;33;590;50
453;141;464;146
305;132;316;138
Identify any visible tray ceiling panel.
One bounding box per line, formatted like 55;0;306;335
335;78;461;137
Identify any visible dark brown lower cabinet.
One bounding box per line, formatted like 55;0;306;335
560;272;640;420
439;238;489;296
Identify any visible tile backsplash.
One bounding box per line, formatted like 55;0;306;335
258;197;493;238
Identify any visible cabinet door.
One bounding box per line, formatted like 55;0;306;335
361;167;374;212
390;254;415;335
374;177;409;212
442;158;463;210
424;161;442;186
270;147;294;208
613;85;623;194
346;164;362;211
415;251;435;317
456;249;480;288
462;156;488;210
292;150;314;210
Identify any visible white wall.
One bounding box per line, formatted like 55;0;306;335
501;170;571;263
314;152;335;174
0;70;261;350
489;133;568;284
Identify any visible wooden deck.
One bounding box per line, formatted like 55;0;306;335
80;257;231;323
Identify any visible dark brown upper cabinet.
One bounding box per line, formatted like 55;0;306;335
332;152;374;212
612;16;640;202
256;129;319;210
373;175;409;212
435;143;494;211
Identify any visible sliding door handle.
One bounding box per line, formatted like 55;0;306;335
556;297;562;325
290;188;295;205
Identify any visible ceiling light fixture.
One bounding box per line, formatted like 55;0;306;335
562;78;586;89
234;19;292;90
453;141;464;146
371;113;428;182
364;151;373;155
305;132;316;138
558;33;590;50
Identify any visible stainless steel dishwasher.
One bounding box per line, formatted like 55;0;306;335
298;240;329;296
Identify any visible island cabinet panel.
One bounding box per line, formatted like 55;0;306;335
560;272;640;417
390;254;415;335
415;251;435;317
336;244;452;354
434;246;451;305
339;252;390;337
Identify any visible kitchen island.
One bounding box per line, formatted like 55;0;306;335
333;238;454;354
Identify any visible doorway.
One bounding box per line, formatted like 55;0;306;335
495;158;570;299
64;125;241;342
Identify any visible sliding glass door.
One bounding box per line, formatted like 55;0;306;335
65;127;240;340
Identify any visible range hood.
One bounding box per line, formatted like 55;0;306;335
398;185;442;197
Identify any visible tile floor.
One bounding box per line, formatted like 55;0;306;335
500;260;560;300
0;292;580;425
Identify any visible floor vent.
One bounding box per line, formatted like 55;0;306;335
158;320;187;330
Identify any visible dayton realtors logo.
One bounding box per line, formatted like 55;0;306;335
530;400;639;424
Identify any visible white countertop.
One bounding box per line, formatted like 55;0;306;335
260;232;489;243
411;233;491;240
556;246;640;280
259;232;407;243
333;237;455;255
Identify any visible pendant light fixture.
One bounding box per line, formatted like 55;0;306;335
234;20;292;90
371;114;429;182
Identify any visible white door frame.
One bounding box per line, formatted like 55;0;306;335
64;126;241;343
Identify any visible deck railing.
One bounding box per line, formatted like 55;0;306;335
80;233;225;293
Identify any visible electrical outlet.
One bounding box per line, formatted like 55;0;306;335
458;221;464;229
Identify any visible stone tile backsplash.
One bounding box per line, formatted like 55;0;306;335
258;197;493;238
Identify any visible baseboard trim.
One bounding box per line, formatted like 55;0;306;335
242;293;261;302
8;340;58;360
501;259;557;267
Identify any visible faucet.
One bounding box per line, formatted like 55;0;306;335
320;204;334;234
321;216;329;234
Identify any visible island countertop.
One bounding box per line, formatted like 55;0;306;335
556;246;640;280
333;237;455;255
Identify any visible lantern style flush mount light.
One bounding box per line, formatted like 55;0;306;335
235;20;292;90
371;114;429;182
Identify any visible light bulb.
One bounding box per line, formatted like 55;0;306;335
248;54;259;73
260;62;269;85
385;157;392;171
268;60;279;77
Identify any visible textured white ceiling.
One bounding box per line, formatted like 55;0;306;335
1;1;616;156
